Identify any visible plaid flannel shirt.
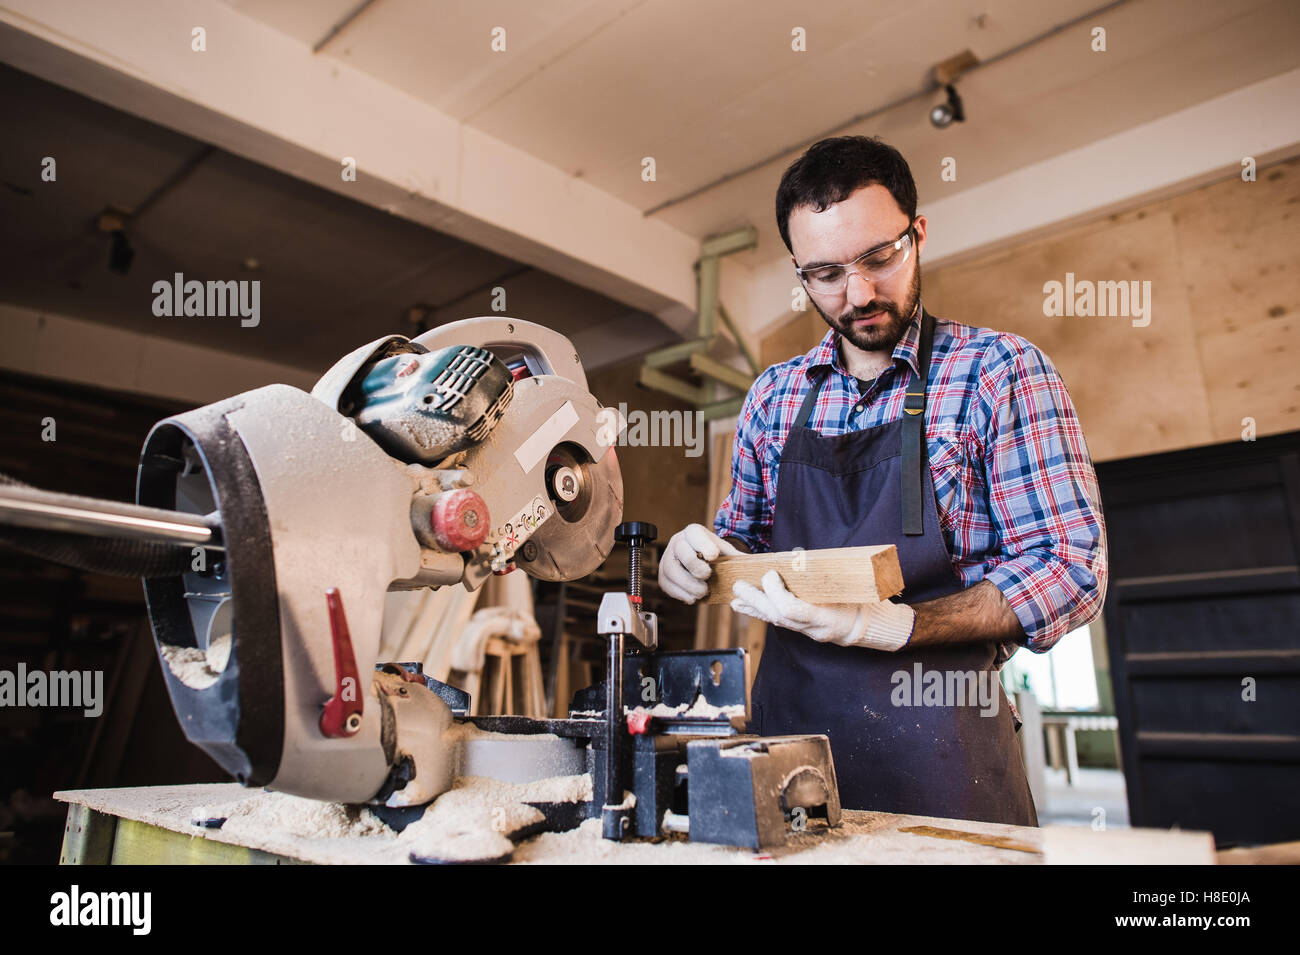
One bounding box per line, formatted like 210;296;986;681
714;305;1108;654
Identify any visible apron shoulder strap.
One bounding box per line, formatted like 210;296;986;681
901;311;936;536
792;365;826;430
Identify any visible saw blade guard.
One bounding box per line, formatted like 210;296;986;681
138;385;426;802
410;317;623;586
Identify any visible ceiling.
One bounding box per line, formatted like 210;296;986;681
0;61;673;375
3;0;1296;380
226;0;1300;267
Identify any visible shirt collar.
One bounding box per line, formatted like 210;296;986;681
805;301;925;381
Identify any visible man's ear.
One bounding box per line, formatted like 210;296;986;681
913;215;928;258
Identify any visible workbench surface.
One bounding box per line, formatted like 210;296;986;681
56;783;1050;865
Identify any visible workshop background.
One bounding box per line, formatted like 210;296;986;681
1;0;1298;863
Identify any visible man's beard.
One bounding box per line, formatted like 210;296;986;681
813;260;922;353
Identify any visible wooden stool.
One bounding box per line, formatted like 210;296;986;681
479;635;546;718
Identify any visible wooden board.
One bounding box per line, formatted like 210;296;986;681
1041;825;1216;865
697;429;764;656
899;824;1037;855
706;545;903;605
696;429;738;649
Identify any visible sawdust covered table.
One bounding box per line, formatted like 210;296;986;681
55;782;1053;865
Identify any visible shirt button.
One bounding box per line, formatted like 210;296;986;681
854;401;865;413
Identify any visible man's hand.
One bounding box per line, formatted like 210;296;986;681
658;523;743;604
730;570;915;651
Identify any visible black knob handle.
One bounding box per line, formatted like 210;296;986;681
615;521;657;547
615;522;656;601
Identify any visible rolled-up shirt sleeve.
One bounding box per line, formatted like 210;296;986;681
713;369;775;553
977;339;1108;651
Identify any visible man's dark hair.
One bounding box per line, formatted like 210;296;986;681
775;136;917;254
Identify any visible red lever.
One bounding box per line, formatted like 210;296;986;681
627;711;652;735
320;588;364;738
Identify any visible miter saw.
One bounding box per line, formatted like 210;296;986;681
0;316;841;859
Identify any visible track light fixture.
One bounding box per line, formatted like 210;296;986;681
930;84;966;129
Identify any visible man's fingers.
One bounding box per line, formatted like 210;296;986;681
759;569;796;610
683;523;722;559
670;523;741;581
732;580;782;624
660;554;707;601
683;523;737;571
760;570;813;625
671;525;717;579
730;598;775;625
670;543;713;582
715;535;743;557
660;545;712;597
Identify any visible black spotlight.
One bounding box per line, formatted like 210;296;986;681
108;229;135;274
930;84;966;129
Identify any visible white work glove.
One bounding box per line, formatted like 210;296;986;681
730;570;915;651
658;523;743;604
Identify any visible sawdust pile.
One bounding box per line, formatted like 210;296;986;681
442;723;562;742
179;774;594;864
159;636;231;690
400;773;594;863
401;786;540;862
210;791;393;842
625;699;745;720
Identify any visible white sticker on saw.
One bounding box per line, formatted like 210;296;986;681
490;494;551;565
514;400;579;473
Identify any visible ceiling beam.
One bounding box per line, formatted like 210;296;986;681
0;1;700;335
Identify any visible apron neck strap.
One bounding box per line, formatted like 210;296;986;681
901;310;936;535
793;310;936;431
785;314;930;537
790;311;936;536
793;367;826;430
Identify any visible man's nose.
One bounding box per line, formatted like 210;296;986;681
845;268;876;307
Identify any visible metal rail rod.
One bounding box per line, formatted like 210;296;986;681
0;484;221;549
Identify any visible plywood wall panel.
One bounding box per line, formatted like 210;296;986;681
923;205;1215;462
1170;161;1300;441
758;157;1300;462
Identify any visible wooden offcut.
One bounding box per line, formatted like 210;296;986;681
900;825;1037;855
706;545;903;605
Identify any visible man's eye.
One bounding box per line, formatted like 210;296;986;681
813;267;844;282
864;248;896;268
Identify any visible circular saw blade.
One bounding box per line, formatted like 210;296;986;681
520;445;622;582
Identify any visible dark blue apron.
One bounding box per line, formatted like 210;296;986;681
749;311;1038;827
